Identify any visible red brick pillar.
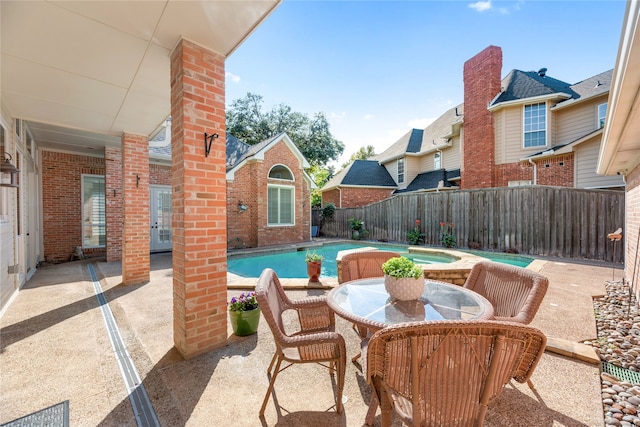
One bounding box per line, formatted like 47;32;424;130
121;133;150;284
462;45;502;189
171;39;228;359
105;147;123;261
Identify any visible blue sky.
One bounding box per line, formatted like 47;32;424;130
225;0;627;168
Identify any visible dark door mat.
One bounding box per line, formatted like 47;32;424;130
1;401;69;427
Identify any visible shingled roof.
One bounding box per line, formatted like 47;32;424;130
491;69;577;106
321;159;397;190
395;169;460;194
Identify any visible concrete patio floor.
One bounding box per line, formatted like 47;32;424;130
0;250;618;426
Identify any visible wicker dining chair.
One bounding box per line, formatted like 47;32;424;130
255;268;346;416
339;249;401;284
463;261;549;325
340;249;401;364
365;320;546;426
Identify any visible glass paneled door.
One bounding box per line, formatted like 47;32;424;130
150;186;172;252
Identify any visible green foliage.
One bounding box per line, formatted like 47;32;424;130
382;257;423;279
406;219;425;245
321;203;336;220
309;165;334;208
226;93;344;168
348;217;365;232
341;145;377;170
305;251;324;263
440;222;456;248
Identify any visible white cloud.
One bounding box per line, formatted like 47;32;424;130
408;117;437;129
363;114;373;120
330;111;346;120
225;72;241;83
468;1;492;12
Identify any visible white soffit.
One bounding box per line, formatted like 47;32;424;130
1;0;280;151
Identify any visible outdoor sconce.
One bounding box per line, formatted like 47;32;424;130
0;153;19;188
238;202;248;213
204;132;219;157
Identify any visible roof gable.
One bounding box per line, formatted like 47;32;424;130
322;159;397;190
491;69;576;106
395;169;460;193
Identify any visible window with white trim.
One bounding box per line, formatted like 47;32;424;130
268;184;294;226
434;152;441;170
397;158;405;184
82;174;106;247
598;103;608;129
523;102;547;148
269;164;294;180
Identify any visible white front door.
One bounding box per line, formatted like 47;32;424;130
150;185;172;252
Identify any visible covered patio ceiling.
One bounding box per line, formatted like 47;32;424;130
1;0;281;155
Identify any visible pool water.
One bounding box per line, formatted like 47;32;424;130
228;243;414;279
227;243;534;279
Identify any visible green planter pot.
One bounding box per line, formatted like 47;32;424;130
229;307;261;336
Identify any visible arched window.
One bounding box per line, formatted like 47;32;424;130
268;165;293;180
268;165;294;226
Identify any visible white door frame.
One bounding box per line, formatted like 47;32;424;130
150;185;172;252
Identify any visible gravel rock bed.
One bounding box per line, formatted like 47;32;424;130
582;280;640;427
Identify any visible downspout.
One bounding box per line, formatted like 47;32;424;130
528;158;537;185
338;187;342;208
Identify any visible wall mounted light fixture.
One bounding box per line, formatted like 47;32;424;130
238;202;248;213
0;152;19;188
204;132;219;157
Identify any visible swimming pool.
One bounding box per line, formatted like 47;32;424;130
227;243;533;279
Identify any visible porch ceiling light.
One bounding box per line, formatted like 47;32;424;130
0;153;19;188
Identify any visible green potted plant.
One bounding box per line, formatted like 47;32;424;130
381;256;424;301
348;217;365;240
305;250;324;282
228;291;260;336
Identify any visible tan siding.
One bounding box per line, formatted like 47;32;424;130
494;109;505;163
555;95;607;144
442;136;462;170
575;138;625;188
383;159;399;186
405;156;421;188
501;105;526;163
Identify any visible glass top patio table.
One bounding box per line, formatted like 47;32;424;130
327;278;494;331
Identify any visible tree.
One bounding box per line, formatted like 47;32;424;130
308;165;334;207
226;93;344;167
340;145;377;170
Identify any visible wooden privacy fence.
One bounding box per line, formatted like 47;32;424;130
314;186;625;263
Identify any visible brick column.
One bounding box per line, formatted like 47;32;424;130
121;133;150;284
171;39;228;359
462;45;502;189
105;147;123;261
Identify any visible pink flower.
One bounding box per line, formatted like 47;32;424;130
439;222;445;227
415;219;421;225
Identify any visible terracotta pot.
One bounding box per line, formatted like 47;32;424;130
384;275;424;301
307;261;322;282
229;307;261;336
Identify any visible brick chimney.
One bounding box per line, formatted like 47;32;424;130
462;45;502;189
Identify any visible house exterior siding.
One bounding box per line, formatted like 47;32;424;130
575;139;622;188
554;96;608;144
442;136;462;170
42;150;106;263
322;188;341;208
337;187;395;208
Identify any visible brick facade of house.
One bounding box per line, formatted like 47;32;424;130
322;187;394;208
42;151;106;263
626;164;640;290
462;45;502;189
105;147;123;262
227;139;311;248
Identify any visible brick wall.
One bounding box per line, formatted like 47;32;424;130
339;187;395;208
150;163;171;185
494;161;534;187
42;151;105;263
121;133;150;285
105;147;123;261
627;164;640;296
462;46;502;189
171;39;228;358
227;160;258;248
536;154;574;187
322;189;341;208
